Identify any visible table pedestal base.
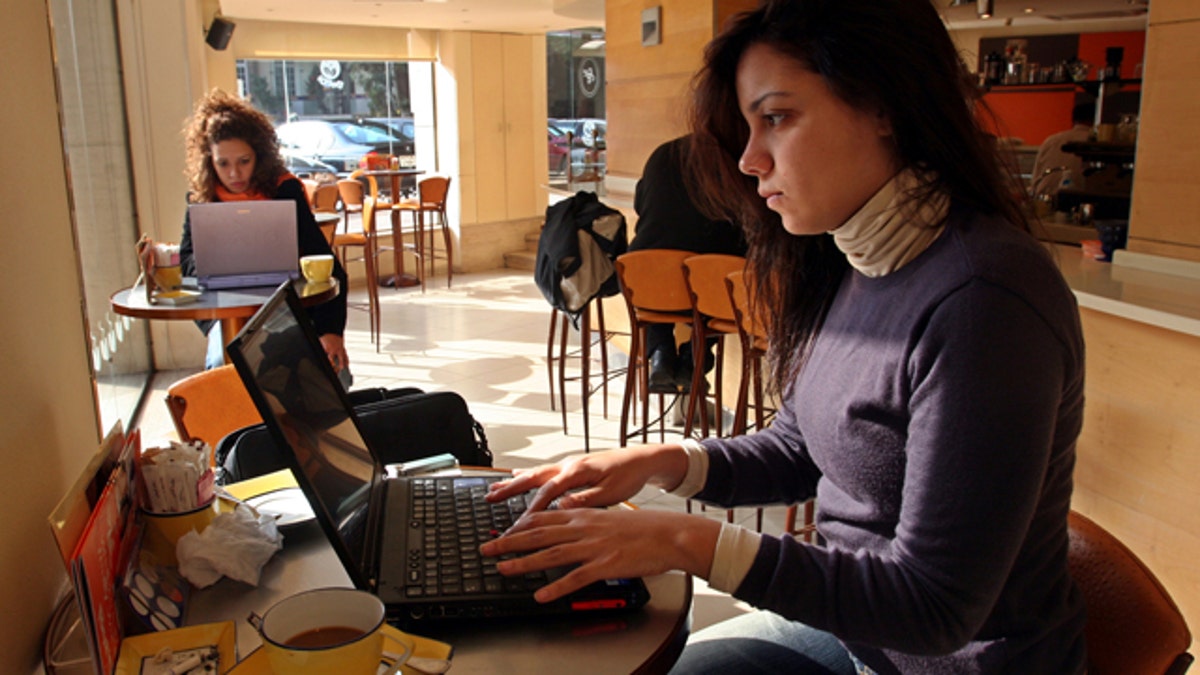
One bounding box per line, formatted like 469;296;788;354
380;273;421;288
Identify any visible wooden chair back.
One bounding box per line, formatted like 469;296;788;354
164;365;261;458
683;254;744;328
614;249;694;316
311;182;339;213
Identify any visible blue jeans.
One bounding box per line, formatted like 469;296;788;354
668;610;860;675
207;325;352;388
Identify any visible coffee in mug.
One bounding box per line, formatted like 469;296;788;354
249;588;413;674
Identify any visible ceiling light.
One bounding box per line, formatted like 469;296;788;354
978;0;994;19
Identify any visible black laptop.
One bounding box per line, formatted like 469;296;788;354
226;282;650;624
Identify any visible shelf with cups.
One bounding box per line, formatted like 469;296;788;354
980;77;1141;95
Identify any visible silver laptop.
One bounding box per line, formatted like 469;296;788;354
188;201;299;289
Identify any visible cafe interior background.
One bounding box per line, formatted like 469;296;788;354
4;0;1198;671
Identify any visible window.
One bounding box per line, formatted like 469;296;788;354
239;58;435;179
546;29;606;184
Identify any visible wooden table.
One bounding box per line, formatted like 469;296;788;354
188;470;692;674
358;168;426;288
110;278;339;359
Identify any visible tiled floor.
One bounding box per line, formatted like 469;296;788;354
138;268;786;631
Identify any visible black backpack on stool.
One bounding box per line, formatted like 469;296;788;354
215;387;491;484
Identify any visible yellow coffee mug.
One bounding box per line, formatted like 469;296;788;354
251;588;413;675
300;254;335;284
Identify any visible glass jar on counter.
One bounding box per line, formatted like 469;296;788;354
1117;114;1139;144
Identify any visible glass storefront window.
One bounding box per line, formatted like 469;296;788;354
546;30;605;185
237;59;436;194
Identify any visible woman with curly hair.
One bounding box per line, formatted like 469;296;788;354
178;90;349;378
480;1;1087;672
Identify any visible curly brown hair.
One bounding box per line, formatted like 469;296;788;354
184;89;288;203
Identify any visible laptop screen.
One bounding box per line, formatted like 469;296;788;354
226;283;380;585
189;201;299;284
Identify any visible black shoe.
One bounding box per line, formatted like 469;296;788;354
674;360;694;394
647;349;678;394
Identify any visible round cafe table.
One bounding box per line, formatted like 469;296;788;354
187;468;693;674
110;278;339;361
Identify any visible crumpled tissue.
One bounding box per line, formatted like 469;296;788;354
176;504;282;588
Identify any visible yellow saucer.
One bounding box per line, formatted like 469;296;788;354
229;646;441;674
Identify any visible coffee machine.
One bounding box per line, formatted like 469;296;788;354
1055;141;1134;220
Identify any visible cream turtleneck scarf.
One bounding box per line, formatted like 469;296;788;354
831;168;950;277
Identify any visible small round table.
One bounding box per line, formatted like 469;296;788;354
110;278;339;357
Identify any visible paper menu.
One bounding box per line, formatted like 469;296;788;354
48;423;128;566
50;425;140;675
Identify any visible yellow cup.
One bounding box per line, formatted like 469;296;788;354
140;499;217;566
300;254;335;284
152;264;183;292
252;588;413;675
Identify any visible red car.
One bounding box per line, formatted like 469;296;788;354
548;123;570;175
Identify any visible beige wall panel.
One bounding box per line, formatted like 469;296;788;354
1124;238;1200;263
1072;308;1200;643
471;33;509;224
605;0;717;182
1128;21;1200;252
1149;0;1200;23
224;19;438;61
606;77;693;178
1;4;105;672
503;35;538;220
715;0;760;32
605;0;714;82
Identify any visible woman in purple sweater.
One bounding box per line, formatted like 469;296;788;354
482;1;1087;672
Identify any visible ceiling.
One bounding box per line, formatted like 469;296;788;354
215;0;1148;36
217;0;606;35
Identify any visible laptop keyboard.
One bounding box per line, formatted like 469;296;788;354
404;476;549;598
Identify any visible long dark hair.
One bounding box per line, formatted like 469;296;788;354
688;0;1028;393
184;89;288;203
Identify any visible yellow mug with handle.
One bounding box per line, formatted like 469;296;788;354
250;588;414;674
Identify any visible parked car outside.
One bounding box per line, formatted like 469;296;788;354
551;118;606;150
551;118;607;177
322;116;417;166
281;151;339;183
274;119;408;175
548;122;570;175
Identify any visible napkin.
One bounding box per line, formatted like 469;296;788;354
176;504;282;588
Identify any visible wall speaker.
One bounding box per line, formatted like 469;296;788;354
206;17;235;51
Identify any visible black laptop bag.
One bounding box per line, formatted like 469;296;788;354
215;388;492;484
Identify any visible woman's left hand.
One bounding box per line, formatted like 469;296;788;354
479;508;720;603
319;333;349;374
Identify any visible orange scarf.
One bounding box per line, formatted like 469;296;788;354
214;172;298;202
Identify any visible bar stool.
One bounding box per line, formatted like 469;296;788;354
681;254;746;439
727;269;793;534
545;299;622;453
614;249;695;447
397;176;453;290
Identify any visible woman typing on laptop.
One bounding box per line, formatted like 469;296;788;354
481;2;1087;673
150;89;349;380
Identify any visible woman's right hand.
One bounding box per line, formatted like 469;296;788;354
486;444;689;522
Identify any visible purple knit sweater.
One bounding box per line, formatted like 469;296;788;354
697;209;1087;673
